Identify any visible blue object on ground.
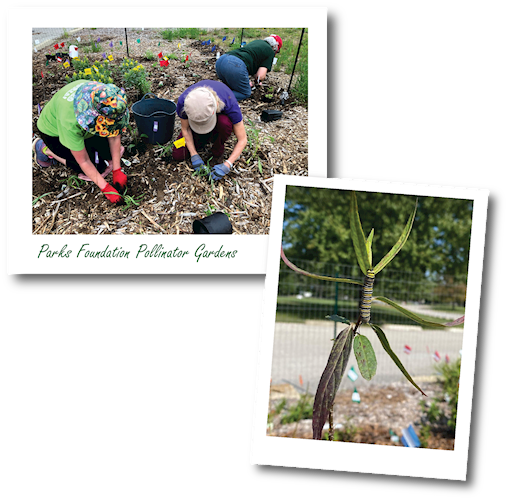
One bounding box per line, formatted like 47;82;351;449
401;424;421;448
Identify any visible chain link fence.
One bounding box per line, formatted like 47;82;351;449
272;258;466;393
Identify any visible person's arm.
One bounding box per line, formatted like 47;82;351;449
71;148;121;203
108;134;127;190
71;148;107;189
108;135;122;172
210;121;248;181
225;121;248;167
254;67;268;83
180;119;198;156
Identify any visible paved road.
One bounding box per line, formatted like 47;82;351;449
270;321;463;393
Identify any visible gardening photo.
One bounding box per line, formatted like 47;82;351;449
253;176;487;480
31;27;311;235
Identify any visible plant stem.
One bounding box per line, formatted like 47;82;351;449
328;405;334;441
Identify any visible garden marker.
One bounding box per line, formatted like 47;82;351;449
34;47;38;52
63;60;70;68
109;41;113;48
173;137;186;148
95;152;99;164
76;37;81;42
178;43;181;49
97;37;100;43
222;36;227;41
158;52;163;58
230;37;235;45
446;355;450;363
347;366;358;382
185;55;189;61
108;55;113;61
299;375;303;386
352;388;361;403
84;68;92;75
35;39;40;45
60;43;64;47
433;351;441;362
119;41;122;46
54;43;59;49
211;45;216;52
404;345;412;354
153;121;158;132
389;429;400;443
37;103;42;114
136;39;141;43
401;424;421;448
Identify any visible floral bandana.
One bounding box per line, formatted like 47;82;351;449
74;82;129;137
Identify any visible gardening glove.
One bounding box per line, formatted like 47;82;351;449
112;168;128;191
191;154;205;173
101;182;122;204
211;162;230;181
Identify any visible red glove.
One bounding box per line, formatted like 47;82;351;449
112;169;128;191
101;182;122;204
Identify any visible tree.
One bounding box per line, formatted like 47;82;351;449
283;187;472;280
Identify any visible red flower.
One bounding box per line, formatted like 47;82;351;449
54;43;58;49
60;42;64;47
160;60;168;67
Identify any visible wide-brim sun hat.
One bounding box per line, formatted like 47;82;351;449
184;87;217;134
74;81;129;137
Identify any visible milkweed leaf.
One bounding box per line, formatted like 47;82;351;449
312;324;354;440
374;296;457;328
372;198;418;274
281;247;363;286
350;192;371;275
353;334;377;380
326;315;351;325
369;323;426;396
444;315;465;327
366;228;374;267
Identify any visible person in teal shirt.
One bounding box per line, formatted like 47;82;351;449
33;80;130;204
215;34;283;101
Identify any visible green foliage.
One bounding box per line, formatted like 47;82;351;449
323;418;358;442
121;58;151;96
280;393;314;425
145;50;155;60
66;59;113;84
419;358;461;446
283;187;473;281
353;334;377;381
160;28;206;41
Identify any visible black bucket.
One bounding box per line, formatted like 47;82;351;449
131;93;177;145
193;212;233;234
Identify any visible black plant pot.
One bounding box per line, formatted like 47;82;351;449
193;212;232;234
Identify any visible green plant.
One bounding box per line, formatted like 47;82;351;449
121;58;151;96
103;188;144;210
281;191;465;440
32;192;53;206
323;417;358;442
204;204;215;217
192;158;215;189
145;50;155;60
58;175;85;190
280;393;314;425
246;119;261;164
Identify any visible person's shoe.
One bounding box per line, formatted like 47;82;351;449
32;138;56;167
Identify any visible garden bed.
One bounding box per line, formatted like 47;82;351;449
32;28;308;235
267;381;456;450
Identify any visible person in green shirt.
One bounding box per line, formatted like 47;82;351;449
33;80;130;204
215;34;283;101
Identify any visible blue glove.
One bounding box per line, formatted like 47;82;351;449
191;154;204;173
211;162;230;181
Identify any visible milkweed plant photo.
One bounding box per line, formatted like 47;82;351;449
280;191;465;441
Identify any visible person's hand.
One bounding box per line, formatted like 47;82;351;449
112;169;128;191
101;182;122;204
191;154;205;173
211;162;230;181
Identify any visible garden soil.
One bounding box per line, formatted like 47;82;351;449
268;381;456;450
32;28;308;235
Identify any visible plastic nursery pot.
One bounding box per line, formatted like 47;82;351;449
193;212;233;234
131;93;177;145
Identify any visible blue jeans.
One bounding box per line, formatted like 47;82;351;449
215;54;251;101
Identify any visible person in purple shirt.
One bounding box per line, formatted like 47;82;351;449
172;80;247;181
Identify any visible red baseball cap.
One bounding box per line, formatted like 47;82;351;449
270;34;283;51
